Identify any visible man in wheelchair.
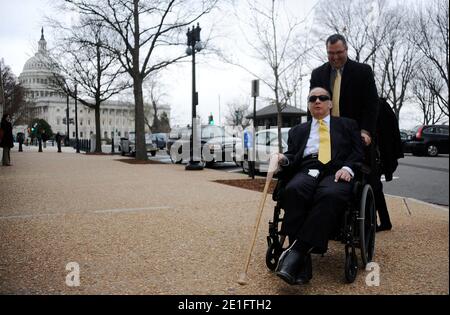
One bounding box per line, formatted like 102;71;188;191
274;87;364;285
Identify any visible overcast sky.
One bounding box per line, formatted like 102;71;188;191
0;0;429;130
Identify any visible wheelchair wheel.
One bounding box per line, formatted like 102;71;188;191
266;235;285;271
359;184;376;267
344;245;358;283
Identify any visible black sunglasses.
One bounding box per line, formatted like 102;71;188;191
308;95;330;102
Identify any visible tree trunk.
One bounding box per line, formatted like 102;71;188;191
152;100;160;132
95;104;102;153
132;0;147;161
134;75;147;160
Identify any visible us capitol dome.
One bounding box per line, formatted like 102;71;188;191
17;28;170;142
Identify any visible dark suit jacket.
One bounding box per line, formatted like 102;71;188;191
0;120;14;149
376;98;404;181
310;59;379;136
282;116;364;177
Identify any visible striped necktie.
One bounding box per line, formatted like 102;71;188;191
332;69;341;117
318;119;331;164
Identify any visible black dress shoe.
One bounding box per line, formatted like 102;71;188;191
376;223;392;232
295;253;312;285
275;242;302;285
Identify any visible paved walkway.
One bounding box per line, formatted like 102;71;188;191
0;147;448;294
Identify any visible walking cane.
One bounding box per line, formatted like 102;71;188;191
237;154;280;285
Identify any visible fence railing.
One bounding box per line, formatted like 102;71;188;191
69;139;91;152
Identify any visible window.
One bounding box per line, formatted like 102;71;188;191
57;118;61;125
88;120;91;126
268;133;278;147
80;132;83;138
256;132;267;146
80;119;83;126
73;132;76;137
423;127;436;135
104;131;108;138
437;127;449;135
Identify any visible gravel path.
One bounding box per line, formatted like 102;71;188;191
0;149;448;294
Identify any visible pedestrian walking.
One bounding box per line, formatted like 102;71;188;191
0;113;14;166
55;132;62;153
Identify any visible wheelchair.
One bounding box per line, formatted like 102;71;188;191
265;162;377;283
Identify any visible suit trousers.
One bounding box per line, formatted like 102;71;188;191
280;171;353;252
2;147;11;166
372;175;391;226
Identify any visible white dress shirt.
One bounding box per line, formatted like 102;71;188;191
285;114;354;177
303;115;331;158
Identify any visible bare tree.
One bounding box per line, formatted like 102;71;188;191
63;0;219;160
47;16;130;152
225;0;311;153
224;100;251;128
377;8;420;120
0;60;35;126
412;0;449;119
412;63;446;124
313;0;396;71
142;74;169;133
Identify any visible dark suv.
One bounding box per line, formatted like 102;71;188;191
408;125;449;157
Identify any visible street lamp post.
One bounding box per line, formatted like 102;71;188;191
66;94;70;146
75;84;80;153
185;23;204;171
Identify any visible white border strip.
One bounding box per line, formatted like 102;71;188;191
385;194;449;212
0;206;172;220
94;206;172;214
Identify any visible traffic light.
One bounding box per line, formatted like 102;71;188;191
208;113;214;125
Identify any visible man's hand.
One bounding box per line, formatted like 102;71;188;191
269;153;287;173
361;131;372;146
335;168;352;182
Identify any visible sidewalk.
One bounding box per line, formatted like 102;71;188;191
0;148;448;294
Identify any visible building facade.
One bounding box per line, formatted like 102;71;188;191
15;29;170;141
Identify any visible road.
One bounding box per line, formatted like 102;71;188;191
150;151;449;207
383;154;449;206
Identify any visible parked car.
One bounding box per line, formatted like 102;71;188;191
406;125;449;157
152;133;168;150
201;125;242;167
167;125;241;166
120;132;158;156
400;130;414;153
166;127;192;162
242;127;290;173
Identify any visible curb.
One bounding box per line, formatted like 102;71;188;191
385;193;449;212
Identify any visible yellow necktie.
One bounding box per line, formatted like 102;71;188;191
318;119;331;164
332;69;341;117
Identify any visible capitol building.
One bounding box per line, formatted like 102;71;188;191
15;29;170;141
